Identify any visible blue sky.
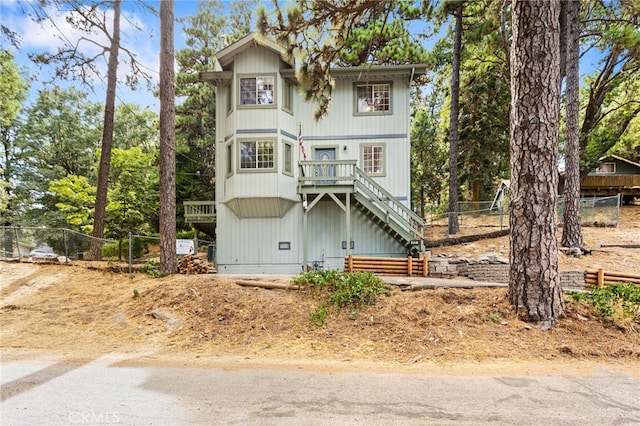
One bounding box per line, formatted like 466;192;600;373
0;0;208;111
1;1;605;115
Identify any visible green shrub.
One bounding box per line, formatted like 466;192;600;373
137;259;161;277
294;270;390;326
176;230;195;239
101;237;148;259
568;283;640;325
309;304;329;327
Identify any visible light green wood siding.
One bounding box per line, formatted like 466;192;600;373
211;36;417;273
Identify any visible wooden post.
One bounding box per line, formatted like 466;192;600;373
422;256;428;277
407;255;413;277
597;268;604;288
347;255;353;273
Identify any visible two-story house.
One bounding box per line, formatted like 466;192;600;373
186;33;427;273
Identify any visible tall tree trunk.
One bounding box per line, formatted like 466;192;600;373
561;0;584;249
447;3;462;235
90;0;121;260
159;0;177;274
2;134;14;256
509;0;565;330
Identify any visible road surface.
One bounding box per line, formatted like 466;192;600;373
1;354;639;425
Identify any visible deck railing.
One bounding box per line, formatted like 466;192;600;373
298;160;424;246
184;201;215;223
581;175;640;189
298;160;357;186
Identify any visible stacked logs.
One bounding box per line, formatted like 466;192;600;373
177;255;216;274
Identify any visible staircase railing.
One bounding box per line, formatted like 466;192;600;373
353;168;425;244
297;160;425;246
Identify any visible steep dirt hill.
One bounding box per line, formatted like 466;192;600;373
1;206;638;368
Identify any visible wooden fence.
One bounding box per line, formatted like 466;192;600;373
585;268;640;287
344;255;428;277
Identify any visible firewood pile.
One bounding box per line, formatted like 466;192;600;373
177;255;216;274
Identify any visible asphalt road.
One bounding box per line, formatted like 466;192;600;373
1;355;639;425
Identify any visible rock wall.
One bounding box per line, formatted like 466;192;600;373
429;255;586;289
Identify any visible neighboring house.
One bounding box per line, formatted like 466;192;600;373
581;154;640;203
0;241;35;259
186;33;427;273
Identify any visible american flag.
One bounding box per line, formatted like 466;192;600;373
298;128;307;161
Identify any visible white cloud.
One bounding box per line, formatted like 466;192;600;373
3;2;161;109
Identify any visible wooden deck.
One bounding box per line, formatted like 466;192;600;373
581;175;640;196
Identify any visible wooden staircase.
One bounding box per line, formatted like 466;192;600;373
298;161;425;251
352;168;425;252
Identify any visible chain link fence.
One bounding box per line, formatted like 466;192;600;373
0;227;215;270
425;194;621;229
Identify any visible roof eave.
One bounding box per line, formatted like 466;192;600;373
280;64;429;81
199;70;233;85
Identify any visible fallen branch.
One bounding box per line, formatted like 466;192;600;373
235;280;303;291
424;229;510;248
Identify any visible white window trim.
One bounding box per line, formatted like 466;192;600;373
361;143;386;177
596;162;616;174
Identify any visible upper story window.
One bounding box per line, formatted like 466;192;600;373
595;162;616;174
240;76;274;106
283;79;293;113
239;140;275;170
226;82;233;114
355;83;391;114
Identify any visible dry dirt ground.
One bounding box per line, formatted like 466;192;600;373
1;206;639;372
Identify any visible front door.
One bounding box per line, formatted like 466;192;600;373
315;148;336;184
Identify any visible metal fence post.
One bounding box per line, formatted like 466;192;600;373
62;228;68;264
14;227;20;262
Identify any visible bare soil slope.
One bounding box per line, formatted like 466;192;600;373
1;207;638;367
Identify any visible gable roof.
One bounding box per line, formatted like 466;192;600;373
200;32;429;85
215;32;286;69
598;154;640;170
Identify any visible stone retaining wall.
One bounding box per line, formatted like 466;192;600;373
429;256;586;289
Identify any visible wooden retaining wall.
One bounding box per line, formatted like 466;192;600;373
585;268;640;287
344;255;428;277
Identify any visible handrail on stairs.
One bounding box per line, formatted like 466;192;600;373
297;160;425;245
353;168;425;241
